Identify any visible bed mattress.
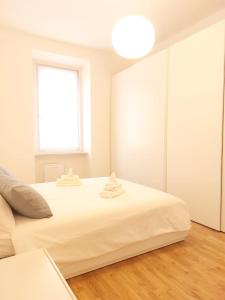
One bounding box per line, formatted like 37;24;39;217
11;177;191;278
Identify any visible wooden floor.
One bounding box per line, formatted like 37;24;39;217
68;223;225;300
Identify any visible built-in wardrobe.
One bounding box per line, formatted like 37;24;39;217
111;20;225;231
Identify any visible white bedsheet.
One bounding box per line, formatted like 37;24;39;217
12;178;190;264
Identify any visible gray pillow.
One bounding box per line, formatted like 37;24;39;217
0;175;52;219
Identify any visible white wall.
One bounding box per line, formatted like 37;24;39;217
111;50;168;190
0;25;130;183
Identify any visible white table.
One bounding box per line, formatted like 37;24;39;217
0;249;77;300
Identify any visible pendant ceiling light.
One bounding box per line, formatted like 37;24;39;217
112;16;155;59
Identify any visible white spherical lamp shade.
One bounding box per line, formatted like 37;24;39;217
112;16;156;59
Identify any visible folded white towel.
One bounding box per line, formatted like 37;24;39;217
100;189;124;198
56;168;81;187
100;172;124;198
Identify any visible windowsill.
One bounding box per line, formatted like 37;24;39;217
35;150;88;156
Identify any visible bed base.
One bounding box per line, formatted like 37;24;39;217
52;230;188;279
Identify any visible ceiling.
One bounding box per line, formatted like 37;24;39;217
0;0;224;49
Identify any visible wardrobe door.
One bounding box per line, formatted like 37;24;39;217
222;53;225;233
167;21;225;230
111;50;168;190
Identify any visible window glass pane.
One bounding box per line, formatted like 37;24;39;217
37;65;79;151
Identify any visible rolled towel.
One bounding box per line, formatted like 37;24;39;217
100;172;124;198
56;168;81;187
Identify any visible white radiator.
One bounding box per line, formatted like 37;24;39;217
44;164;65;182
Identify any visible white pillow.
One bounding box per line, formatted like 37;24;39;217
0;194;15;258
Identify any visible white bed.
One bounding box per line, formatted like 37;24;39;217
11;177;190;279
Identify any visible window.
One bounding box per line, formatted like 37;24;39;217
36;65;80;153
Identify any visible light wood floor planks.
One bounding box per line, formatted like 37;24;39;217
67;223;225;300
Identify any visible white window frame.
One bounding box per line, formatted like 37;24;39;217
34;61;84;155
